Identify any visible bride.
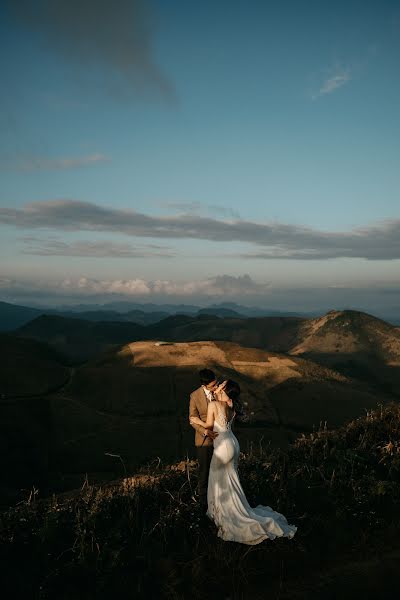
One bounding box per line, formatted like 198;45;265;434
190;379;297;545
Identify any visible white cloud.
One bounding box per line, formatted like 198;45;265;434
320;71;351;95
312;66;352;99
58;274;270;298
60;277;153;295
151;274;269;297
0;274;271;302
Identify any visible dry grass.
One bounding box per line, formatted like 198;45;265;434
2;403;400;599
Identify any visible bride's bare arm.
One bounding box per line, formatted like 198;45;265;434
190;402;216;429
189;415;206;427
214;382;233;408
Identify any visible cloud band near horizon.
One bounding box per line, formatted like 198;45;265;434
1;199;400;260
0;274;271;300
1;274;399;317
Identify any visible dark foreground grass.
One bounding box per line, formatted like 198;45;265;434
2;403;400;599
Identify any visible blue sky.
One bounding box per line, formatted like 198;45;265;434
1;0;400;314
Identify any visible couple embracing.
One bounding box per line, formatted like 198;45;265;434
189;369;297;545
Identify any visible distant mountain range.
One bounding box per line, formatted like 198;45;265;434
0;300;169;331
54;300;315;317
0;300;325;332
1;299;399;334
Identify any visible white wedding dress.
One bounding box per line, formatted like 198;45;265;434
207;401;297;545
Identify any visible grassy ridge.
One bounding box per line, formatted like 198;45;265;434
1;404;400;599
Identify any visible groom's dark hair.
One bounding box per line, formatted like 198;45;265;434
199;368;216;386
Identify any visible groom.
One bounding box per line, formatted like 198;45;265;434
189;368;219;508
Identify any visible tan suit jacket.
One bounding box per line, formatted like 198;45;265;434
189;386;214;447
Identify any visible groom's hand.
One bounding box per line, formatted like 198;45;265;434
205;430;218;440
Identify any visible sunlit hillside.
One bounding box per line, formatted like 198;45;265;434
291;309;400;360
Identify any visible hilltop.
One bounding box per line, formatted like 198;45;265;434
289;309;400;394
291;309;400;360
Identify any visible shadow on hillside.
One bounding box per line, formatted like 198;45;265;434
300;351;400;398
0;361;289;506
266;374;389;433
0;396;52;505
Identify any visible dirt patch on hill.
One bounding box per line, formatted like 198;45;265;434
128;340;232;368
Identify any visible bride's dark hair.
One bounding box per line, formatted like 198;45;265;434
224;379;244;416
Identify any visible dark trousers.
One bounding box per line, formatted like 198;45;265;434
196;445;213;506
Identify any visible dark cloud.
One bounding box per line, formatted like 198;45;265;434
20;236;175;258
2;199;400;260
165;201;241;219
6;0;175;102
